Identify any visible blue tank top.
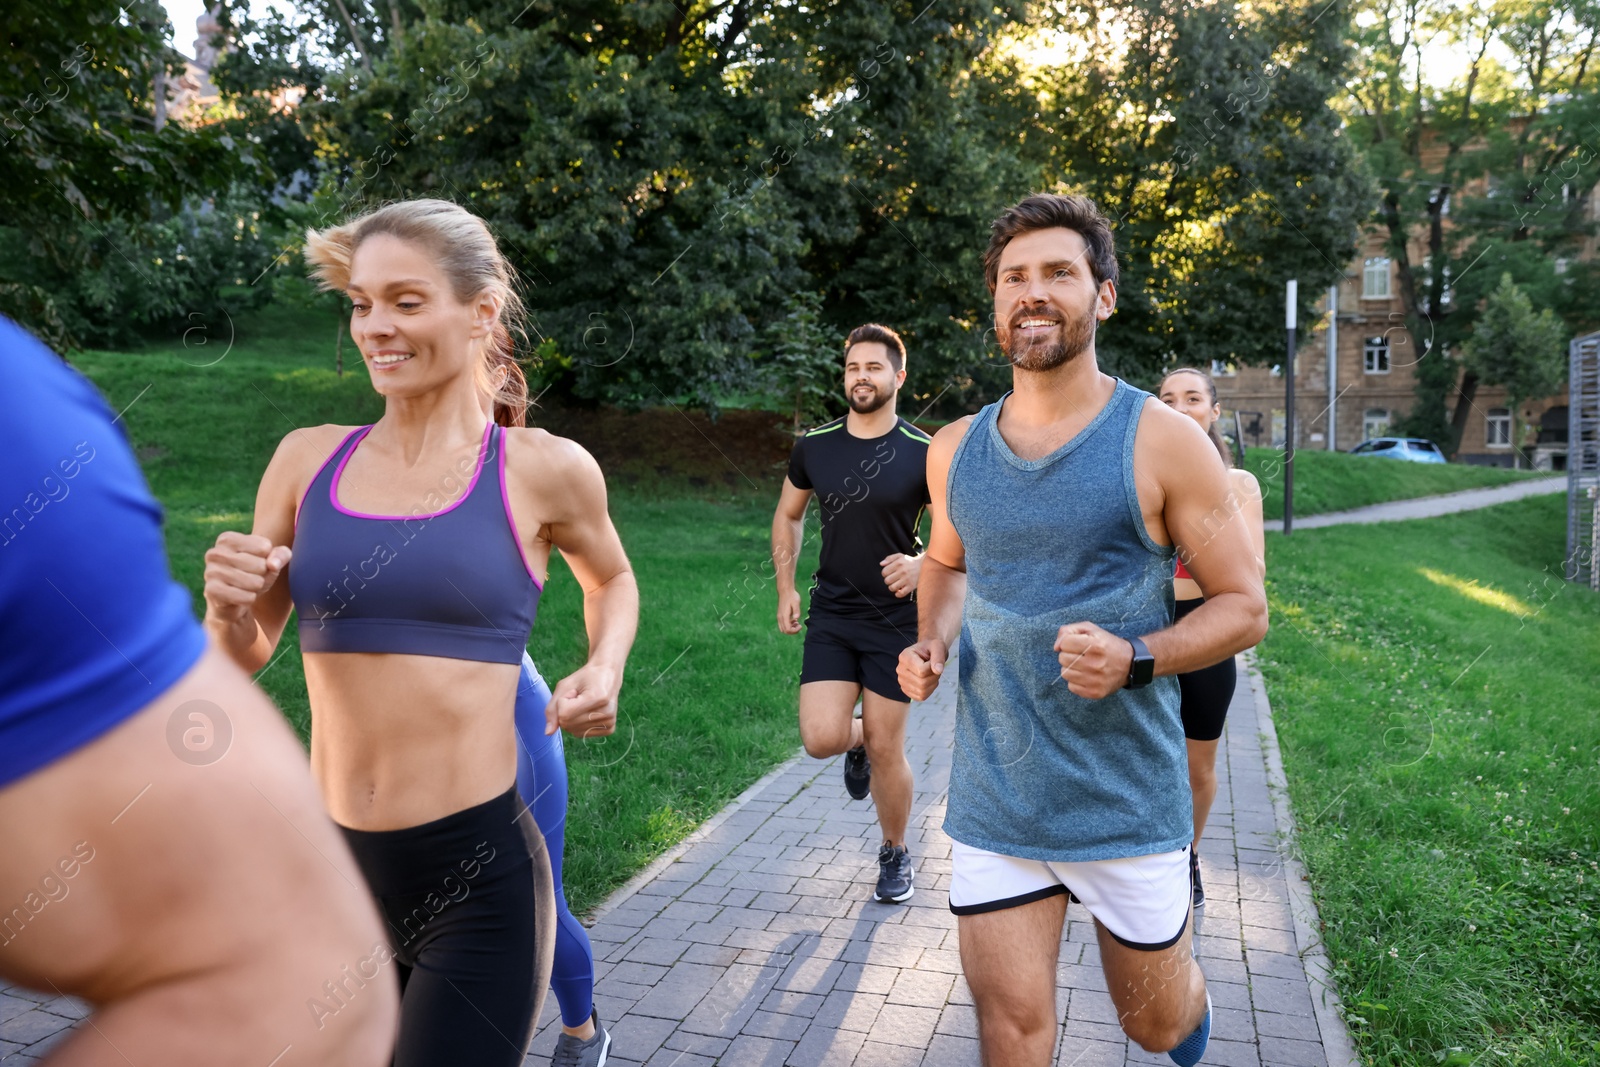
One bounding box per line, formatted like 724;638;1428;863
288;423;541;665
944;379;1190;862
0;316;207;788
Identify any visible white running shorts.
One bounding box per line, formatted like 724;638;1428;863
948;839;1192;950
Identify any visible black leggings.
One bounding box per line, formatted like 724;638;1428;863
1175;598;1237;743
341;786;554;1067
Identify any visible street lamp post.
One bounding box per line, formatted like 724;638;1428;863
1285;280;1298;537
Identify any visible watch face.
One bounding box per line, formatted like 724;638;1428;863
1126;637;1155;688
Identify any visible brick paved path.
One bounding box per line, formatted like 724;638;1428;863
524;654;1355;1067
0;657;1356;1066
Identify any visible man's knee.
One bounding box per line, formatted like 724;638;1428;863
800;722;850;758
1188;760;1216;792
974;988;1056;1049
1122;1009;1192;1054
1116;969;1204;1052
859;722;905;762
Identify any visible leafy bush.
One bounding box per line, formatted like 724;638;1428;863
0;185;283;350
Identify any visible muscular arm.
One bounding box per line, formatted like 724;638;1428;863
1056;408;1266;698
540;442;638;674
1145;414;1268;675
772;477;812;597
519;433;638;735
203;431;319;673
897;418;971;700
916;418;971;647
1230;468;1266;579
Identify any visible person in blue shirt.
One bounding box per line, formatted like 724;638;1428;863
0;315;396;1065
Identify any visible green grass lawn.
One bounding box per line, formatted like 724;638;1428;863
73;305;818;914
1241;447;1541;521
1256;496;1600;1065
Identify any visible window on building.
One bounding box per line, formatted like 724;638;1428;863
1363;408;1390;440
1486;407;1511;448
1209;359;1238;377
1363;257;1392;299
1364;336;1390;374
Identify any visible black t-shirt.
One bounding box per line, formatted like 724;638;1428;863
787;415;932;618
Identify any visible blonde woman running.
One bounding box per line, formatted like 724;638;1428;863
203;199;638;1066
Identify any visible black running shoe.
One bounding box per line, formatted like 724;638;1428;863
1190;848;1205;910
875;843;915;903
843;745;871;800
551;1008;610;1067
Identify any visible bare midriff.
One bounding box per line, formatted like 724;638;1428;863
305;652;521;830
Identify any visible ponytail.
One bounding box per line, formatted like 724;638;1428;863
487;323;529;428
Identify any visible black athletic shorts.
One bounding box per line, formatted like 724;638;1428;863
1175;597;1237;742
801;603;918;704
340;786;553;1067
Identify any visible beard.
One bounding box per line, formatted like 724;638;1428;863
1001;302;1098;372
847;381;895;414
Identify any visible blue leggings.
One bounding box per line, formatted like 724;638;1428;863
514;653;596;1029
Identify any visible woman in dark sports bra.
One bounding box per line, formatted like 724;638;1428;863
201;199;639;1067
1157;368;1265;908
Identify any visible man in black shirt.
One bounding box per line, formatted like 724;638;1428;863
772;323;932;903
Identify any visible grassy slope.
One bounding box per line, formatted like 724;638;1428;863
73;306;816;913
1256;496;1600;1065
1241;448;1540;521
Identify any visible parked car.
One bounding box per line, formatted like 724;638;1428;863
1347;437;1447;464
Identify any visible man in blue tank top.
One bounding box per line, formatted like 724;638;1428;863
897;195;1268;1067
773;324;932;905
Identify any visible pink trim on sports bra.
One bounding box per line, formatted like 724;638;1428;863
295;426;366;533
329;422;494;521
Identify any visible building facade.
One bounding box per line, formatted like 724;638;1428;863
1212;134;1581;470
1213;235;1570;469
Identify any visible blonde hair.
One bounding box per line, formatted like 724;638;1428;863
304;199;530;427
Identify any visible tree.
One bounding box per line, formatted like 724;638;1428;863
207;0;1370;412
763;292;839;435
998;0;1369;385
1;0;247;343
1344;0;1600;452
1462;273;1569;467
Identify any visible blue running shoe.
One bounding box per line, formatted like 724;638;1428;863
1168;990;1211;1067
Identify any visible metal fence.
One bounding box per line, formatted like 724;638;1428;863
1569;332;1600;590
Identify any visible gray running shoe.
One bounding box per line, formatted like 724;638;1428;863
843;745;871;800
551;1009;610;1067
875;843;915;903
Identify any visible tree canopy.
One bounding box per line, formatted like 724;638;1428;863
1345;0;1600;450
201;0;1368;413
7;0;1377;419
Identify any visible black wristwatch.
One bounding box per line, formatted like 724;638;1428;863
1124;636;1155;689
